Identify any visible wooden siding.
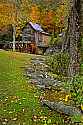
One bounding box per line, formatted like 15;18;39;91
22;24;35;42
22;23;50;47
42;35;50;45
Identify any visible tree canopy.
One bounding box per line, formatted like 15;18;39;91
0;0;70;37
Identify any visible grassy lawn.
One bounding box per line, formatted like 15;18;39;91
0;51;66;125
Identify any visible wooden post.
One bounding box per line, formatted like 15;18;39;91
12;24;16;51
26;43;27;53
35;32;38;44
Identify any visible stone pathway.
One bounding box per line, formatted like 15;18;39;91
25;56;82;124
26;56;62;89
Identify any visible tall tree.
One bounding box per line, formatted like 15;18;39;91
0;1;17;51
30;4;40;23
62;0;80;77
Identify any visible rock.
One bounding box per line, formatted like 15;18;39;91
32;59;45;65
26;73;32;78
45;47;60;55
26;56;62;89
27;68;35;73
36;84;52;89
41;100;82;116
36;85;46;89
52;80;62;87
29;79;39;84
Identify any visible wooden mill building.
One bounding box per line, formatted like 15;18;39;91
21;22;50;54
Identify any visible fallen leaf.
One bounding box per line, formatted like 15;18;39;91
5;99;7;101
4;110;6;112
22;109;25;112
23;98;26;100
11;100;14;103
4;119;8;122
19;102;22;105
47;119;51;124
2;122;6;125
12;118;17;121
33;115;37;119
23;123;26;125
9;111;13;114
65;95;70;102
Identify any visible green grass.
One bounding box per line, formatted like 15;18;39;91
0;50;66;125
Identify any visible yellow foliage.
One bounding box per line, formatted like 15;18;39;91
0;3;17;26
81;104;83;111
30;4;40;23
65;95;70;102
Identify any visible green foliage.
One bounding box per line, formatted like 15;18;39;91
71;114;82;124
46;52;70;76
49;33;63;46
64;75;83;124
64;75;83;106
0;34;12;42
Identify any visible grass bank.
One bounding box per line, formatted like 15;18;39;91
0;51;66;125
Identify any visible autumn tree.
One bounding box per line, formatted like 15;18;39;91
0;0;30;50
0;1;17;51
30;4;40;23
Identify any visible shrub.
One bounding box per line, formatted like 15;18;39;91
64;75;83;107
49;34;63;46
46;52;70;76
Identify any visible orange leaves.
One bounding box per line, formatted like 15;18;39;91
0;3;17;26
44;10;54;26
41;10;55;32
30;4;40;23
0;0;69;34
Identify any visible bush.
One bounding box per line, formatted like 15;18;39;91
64;75;83;107
49;34;63;46
46;52;70;76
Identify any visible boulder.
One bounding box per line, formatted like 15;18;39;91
41;100;81;116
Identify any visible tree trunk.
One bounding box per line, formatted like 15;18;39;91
62;0;80;77
68;0;80;77
12;24;16;51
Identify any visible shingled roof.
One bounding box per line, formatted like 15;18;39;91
29;22;44;32
22;22;50;35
